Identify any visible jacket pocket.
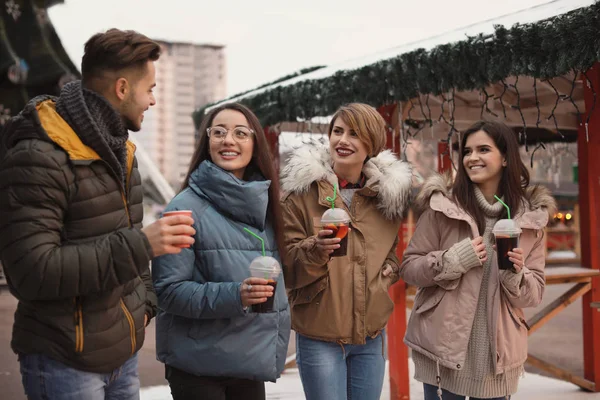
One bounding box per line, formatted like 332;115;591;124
292;276;328;306
74;297;84;353
506;303;529;330
120;299;137;355
413;286;445;315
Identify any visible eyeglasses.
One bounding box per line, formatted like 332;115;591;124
206;126;254;143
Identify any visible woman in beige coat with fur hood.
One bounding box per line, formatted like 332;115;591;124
280;103;412;400
400;121;556;400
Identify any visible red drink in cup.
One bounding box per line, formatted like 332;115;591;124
321;208;351;258
249;256;281;313
492;219;521;273
162;210;193;248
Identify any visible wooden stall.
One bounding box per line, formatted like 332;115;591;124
194;1;600;397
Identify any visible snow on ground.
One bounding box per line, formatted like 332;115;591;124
140;359;599;399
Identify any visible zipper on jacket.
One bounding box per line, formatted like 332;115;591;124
123;163;133;227
79;157;136;356
114;165;137;355
100;160;137;354
74;297;84;352
99;159;134;227
119;299;136;355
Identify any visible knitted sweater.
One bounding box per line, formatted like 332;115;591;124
413;187;522;398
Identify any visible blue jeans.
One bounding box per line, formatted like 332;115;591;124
19;353;140;400
296;331;386;400
423;383;510;400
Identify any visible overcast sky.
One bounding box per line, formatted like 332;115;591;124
49;0;555;98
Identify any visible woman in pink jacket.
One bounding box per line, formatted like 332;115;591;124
400;120;556;399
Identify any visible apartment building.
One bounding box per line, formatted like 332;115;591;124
135;40;226;189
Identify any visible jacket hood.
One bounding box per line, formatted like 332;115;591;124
189;160;271;230
280;143;413;220
1;98;136;177
415;173;557;230
0;95;55;158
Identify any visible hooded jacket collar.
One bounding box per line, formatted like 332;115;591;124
189;161;271;230
416;173;557;235
1;97;136;183
280;143;413;220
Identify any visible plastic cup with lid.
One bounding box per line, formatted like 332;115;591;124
249;256;281;313
492;219;522;272
320;208;351;257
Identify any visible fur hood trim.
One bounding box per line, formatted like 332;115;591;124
281;144;413;220
415;173;557;225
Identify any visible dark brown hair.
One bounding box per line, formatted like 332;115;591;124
81;28;161;86
182;103;286;260
328;103;387;157
452;120;530;233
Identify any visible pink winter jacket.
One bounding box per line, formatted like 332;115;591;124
400;175;556;375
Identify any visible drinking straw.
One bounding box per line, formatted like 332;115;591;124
243;228;265;256
326;184;338;209
494;195;511;219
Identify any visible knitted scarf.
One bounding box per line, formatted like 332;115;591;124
56;81;129;186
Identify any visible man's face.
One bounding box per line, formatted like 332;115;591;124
120;61;156;132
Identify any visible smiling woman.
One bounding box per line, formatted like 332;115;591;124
206;109;255;179
152;102;290;400
280;103;413;400
400;120;557;400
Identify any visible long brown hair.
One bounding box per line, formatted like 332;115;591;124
181;103;286;260
452;120;530;233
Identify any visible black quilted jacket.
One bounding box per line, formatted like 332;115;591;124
0;98;156;373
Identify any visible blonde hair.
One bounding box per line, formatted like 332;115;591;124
328;103;387;157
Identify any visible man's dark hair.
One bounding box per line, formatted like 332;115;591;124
81;28;161;86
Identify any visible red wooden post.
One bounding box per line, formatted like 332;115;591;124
264;126;280;172
438;140;452;174
378;103;411;400
580;63;600;391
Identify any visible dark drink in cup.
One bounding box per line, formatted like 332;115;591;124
492;219;522;273
253;280;278;313
321;208;351;258
248;256;281;313
323;223;349;257
495;235;519;272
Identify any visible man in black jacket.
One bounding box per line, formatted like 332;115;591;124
0;29;195;400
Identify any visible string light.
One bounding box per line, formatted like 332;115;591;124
543;78;566;140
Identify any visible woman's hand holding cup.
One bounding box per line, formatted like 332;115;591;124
240;277;274;308
507;248;525;273
315;229;341;256
471;236;487;263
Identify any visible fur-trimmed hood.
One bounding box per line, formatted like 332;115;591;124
415;173;557;231
280;144;413;220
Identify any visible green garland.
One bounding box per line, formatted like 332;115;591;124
193;2;600;128
192;65;325;128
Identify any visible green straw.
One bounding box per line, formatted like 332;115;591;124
243;228;266;256
326;184;338;209
494;195;511;219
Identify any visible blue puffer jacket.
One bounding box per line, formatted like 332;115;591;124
152;161;291;382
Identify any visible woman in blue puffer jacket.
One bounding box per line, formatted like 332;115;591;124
152;103;291;400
